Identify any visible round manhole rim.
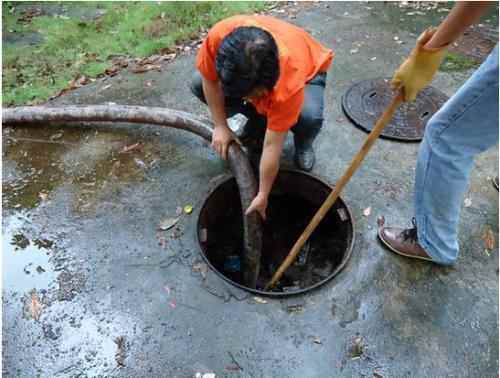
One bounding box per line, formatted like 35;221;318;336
341;77;449;142
195;169;356;297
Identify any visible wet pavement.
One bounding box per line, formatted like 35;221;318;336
2;2;499;377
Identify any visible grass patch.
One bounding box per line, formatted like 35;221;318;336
2;1;268;106
440;52;480;72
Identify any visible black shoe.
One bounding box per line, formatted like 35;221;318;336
493;176;499;191
294;135;315;171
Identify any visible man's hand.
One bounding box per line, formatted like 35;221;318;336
211;125;239;160
245;192;268;220
244;129;287;221
391;28;448;102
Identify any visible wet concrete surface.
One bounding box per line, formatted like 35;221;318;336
2;2;499;377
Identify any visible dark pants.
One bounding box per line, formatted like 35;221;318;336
190;71;326;142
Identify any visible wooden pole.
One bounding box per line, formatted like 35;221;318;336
265;91;404;290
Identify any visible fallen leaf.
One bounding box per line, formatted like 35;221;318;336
253;296;267;304
105;66;120;76
38;192;48;201
482;226;495;250
114;336;126;367
192;262;208;279
101;84;112;91
349;336;365;358
134;158;146;168
199;228;208;243
184;205;193;214
158;217;179;231
464;198;472;207
50;132;63;141
120;142;141;153
363;207;372;217
29;290;43;321
131;64;161;74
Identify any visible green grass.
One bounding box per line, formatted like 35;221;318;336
2;1;268;106
440;52;480;72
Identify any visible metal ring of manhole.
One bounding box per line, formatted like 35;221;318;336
196;169;355;297
342;78;449;141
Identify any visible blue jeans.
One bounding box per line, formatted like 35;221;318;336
415;45;499;265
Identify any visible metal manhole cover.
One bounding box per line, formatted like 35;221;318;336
342;78;449;141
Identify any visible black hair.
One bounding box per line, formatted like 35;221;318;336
215;26;280;98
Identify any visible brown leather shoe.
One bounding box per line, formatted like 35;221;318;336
377;217;434;262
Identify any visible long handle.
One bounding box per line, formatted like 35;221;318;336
265;91;404;290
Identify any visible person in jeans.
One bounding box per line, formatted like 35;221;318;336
378;2;498;265
190;15;333;219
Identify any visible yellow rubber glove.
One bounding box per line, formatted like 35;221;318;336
391;28;449;102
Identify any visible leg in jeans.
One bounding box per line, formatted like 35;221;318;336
291;72;327;171
415;45;499;264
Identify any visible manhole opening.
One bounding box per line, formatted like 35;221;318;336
197;170;355;296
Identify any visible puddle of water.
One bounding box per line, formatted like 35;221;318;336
2;125;165;213
2;216;57;294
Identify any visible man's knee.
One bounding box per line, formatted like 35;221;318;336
293;105;324;137
190;71;206;103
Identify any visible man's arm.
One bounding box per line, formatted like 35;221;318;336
245;129;287;220
426;2;492;48
392;2;492;101
201;76;238;160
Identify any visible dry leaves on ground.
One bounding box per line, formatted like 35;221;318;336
49;75;90;100
17;8;42;23
29;290;43;321
482;225;495;251
253;297;267;304
192;262;208;279
120;142;142;154
158;217;179;231
114;336;127;367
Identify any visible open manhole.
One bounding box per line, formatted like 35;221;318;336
342;78;449;141
197;169;355;296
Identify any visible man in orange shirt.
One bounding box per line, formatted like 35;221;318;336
190;15;334;219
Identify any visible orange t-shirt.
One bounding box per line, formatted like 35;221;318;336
196;15;334;132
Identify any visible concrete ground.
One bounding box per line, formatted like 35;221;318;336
3;2;499;377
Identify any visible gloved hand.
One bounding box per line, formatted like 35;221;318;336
391;28;449;102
